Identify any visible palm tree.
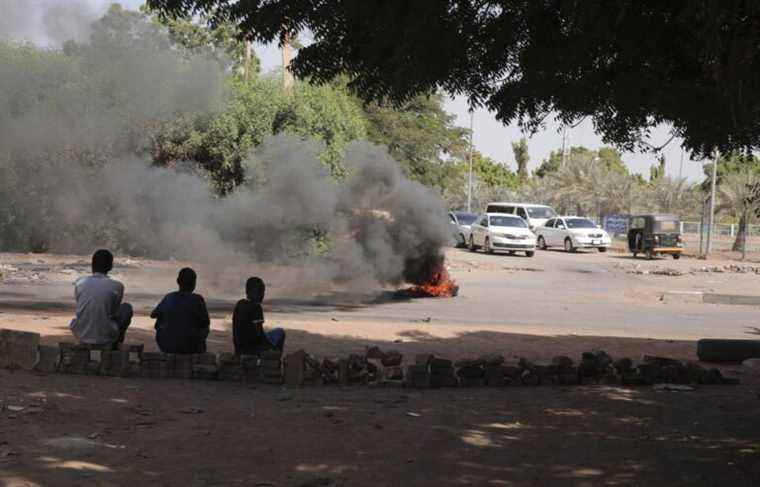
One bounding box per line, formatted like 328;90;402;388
716;170;760;252
648;176;701;218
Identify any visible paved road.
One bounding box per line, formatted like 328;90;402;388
269;247;760;341
1;249;758;342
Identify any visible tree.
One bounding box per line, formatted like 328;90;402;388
649;156;667;184
149;0;760;159
716;169;760;252
647;176;700;218
274;80;368;177
511;137;529;180
534;150;562;179
362;93;468;189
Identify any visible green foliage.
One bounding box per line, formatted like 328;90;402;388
149;0;760;159
511;138;529;180
649;156;667;184
362;93;468;188
274;81;367;177
534;150;562;179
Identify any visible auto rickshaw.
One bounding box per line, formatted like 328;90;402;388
627;214;684;259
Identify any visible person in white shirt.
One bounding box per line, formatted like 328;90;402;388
70;249;133;348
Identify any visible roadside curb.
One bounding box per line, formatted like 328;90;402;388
662;291;760;306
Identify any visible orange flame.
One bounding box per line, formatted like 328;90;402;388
404;263;459;298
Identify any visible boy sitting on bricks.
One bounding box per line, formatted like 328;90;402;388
233;277;285;355
70;249;133;350
151;268;210;354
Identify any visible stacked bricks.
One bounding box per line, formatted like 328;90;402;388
141;352;169;379
192;353;218;380
406;354;432;388
260;350;283;385
171;353;194;379
456;358;486;387
34;345;61;373
319;358;339;385
364;347;404;387
338;354;369;386
240;354;260;383
0;329;742;388
284;350;323;387
482;354;506;387
429;356;458;387
59;343;106;375
0;329;40;370
100;344;143;377
552;356;579;385
218;353;243;382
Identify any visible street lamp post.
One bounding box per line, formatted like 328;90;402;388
467;109;474;213
704;149;719;257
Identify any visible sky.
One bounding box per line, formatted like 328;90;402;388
8;0;709;182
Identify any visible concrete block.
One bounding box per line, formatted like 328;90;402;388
0;329;40;370
34;345;60;373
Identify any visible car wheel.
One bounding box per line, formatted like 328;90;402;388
672;253;681;260
598;247;607;253
469;235;477;252
458;233;466;248
526;251;535;257
564;238;575;253
485;237;493;254
507;250;515;255
538;236;547;250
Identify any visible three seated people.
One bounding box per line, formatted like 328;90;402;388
71;249;286;355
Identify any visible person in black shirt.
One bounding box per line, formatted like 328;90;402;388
151;268;210;354
233;276;285;355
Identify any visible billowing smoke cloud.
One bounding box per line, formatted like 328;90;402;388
0;0;97;46
0;3;450;295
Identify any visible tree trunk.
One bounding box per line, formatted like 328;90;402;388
732;211;747;251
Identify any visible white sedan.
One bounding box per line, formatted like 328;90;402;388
468;213;536;257
536;216;611;252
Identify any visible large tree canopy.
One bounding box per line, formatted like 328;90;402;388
148;0;760;158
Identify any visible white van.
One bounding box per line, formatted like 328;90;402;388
485;202;557;230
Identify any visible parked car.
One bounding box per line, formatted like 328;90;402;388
448;211;478;247
468;213;536;257
627;214;683;259
536;216;612;252
485;202;557;230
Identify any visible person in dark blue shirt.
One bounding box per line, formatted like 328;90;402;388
151;268;210;354
233;276;285;355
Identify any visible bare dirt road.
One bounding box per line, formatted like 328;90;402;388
1;249;759;486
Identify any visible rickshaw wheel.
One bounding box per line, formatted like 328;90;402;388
672;253;681;260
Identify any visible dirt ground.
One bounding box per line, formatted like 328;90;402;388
1;248;760;486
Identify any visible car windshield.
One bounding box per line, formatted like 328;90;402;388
566;218;597;229
455;213;477;225
526;207;556;218
490;216;527;228
654;220;679;232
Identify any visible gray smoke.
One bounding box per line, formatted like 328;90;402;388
0;3;451;295
0;0;97;46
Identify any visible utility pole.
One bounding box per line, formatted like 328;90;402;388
678;148;684;180
244;40;252;82
704;150;719;257
467;109;474;213
281;32;295;89
560;126;568;166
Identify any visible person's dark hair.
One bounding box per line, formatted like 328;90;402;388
177;267;197;292
92;249;114;274
245;276;265;302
